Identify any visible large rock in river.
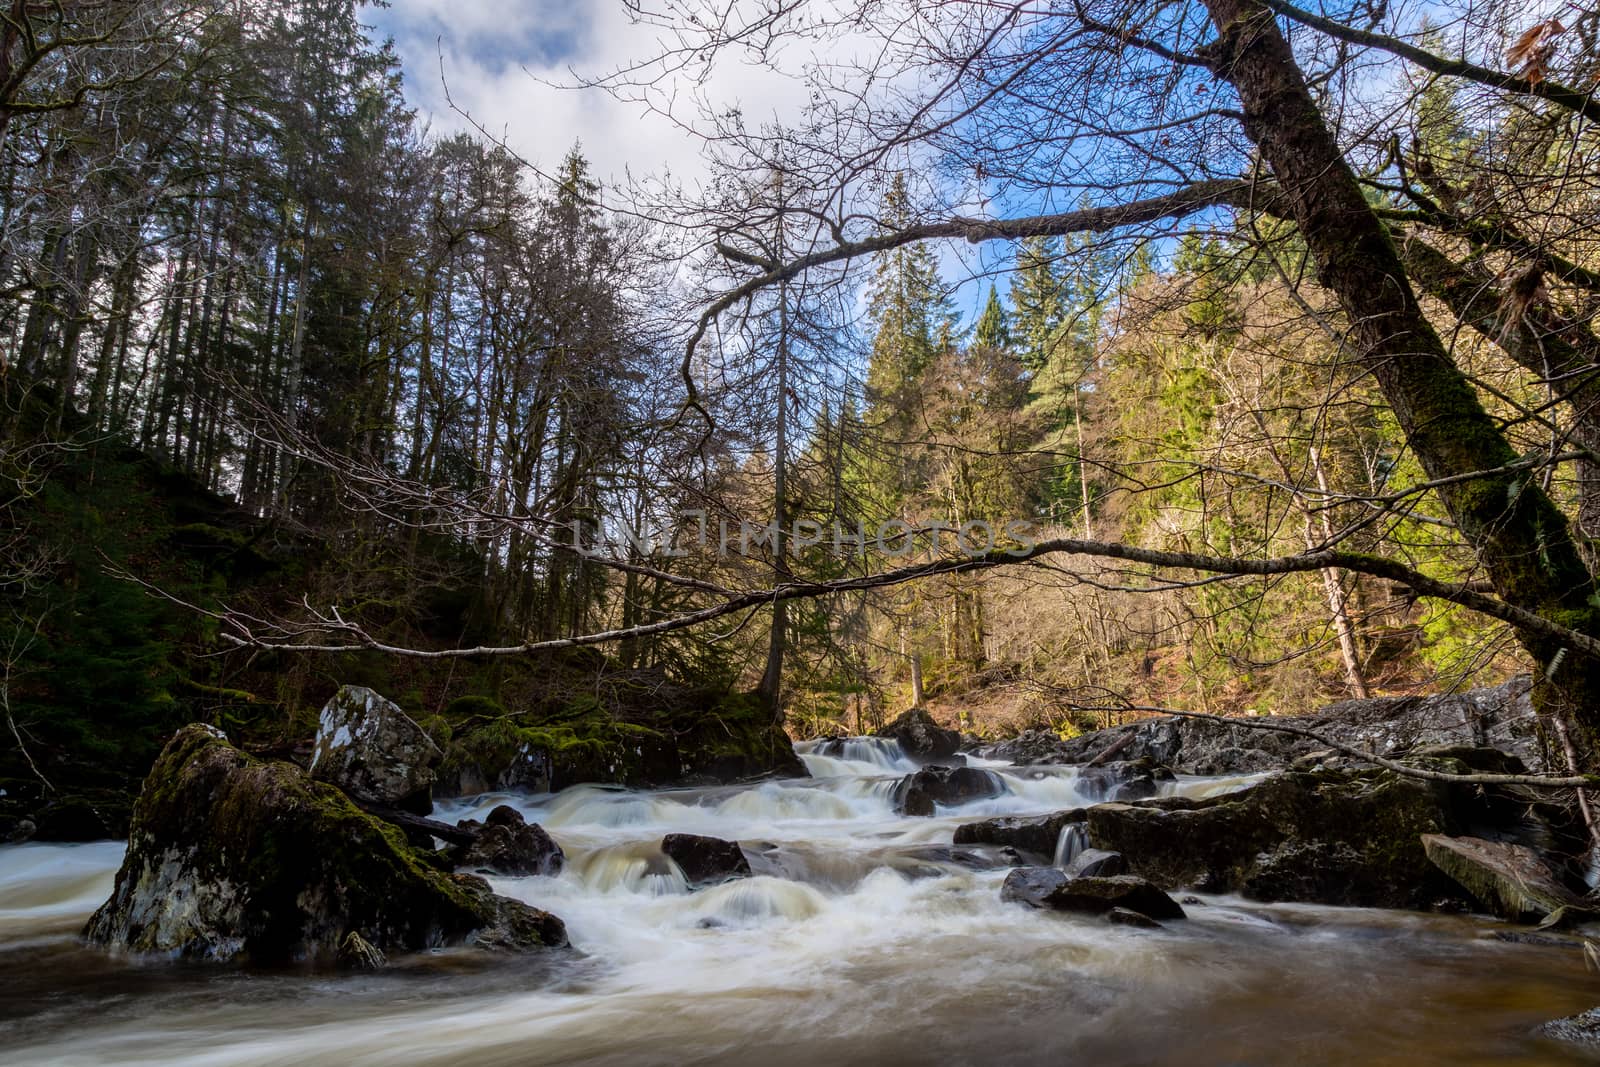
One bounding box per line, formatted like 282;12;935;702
1421;834;1588;923
85;725;566;963
875;708;962;764
1002;867;1185;920
892;765;1004;816
457;805;565;877
309;686;442;814
953;810;1082;858
662;833;752;888
1083;769;1463;909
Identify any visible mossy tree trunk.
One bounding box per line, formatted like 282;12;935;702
1199;0;1600;764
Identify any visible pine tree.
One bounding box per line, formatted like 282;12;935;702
1009;236;1064;373
974;284;1010;352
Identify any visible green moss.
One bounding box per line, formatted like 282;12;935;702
443;695;508;721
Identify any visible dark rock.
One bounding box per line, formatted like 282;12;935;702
1106;906;1162;928
456;806;565;877
1083;769;1462;909
1408;744;1526;776
309;686;442;814
1187;747;1284;776
1000;866;1073;908
1421;834;1584;923
86;724;566;964
892;765;1004;816
980;678;1541;774
1537;1008;1600;1050
897;844;1027;871
875;708;962;764
1065;848;1128;878
33;796;114;842
1002;867;1184;920
1494;930;1582;947
1049;875;1186;919
1076;757;1176;802
977;729;1081;767
437;710;806;797
953;810;1084;858
662;833;752;888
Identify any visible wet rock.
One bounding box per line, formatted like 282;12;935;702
892;765;1004;816
662;833;752;888
456;806;565;877
1494;930;1582;948
875;708;962;765
1000;866;1072;908
309;686;442;815
86;724;566;964
1537;1008;1600;1050
1106;906;1162;929
977;729;1081;767
1065;848;1128;878
952;810;1084;858
1076;757;1176;802
1002;867;1184;920
898;844;1027;872
1084;769;1461;909
1050;875;1186;920
1421;834;1585;923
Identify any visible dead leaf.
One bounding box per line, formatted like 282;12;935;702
1507;19;1566;85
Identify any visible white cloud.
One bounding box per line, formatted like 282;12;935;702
372;1;805;194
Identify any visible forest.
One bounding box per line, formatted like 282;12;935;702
3;1;1600;1063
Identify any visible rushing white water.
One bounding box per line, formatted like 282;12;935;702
1;740;1597;1066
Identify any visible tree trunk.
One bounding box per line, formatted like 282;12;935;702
1200;0;1600;759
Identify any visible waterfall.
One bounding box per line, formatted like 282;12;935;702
1052;823;1089;869
795;736;918;777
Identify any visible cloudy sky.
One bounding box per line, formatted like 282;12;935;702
363;1;1029;320
367;0;800;191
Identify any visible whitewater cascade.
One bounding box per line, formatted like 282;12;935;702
0;738;1596;1065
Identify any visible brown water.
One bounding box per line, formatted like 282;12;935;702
1;739;1596;1066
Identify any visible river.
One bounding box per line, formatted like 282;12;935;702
1;738;1596;1065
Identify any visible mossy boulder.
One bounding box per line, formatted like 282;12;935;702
84;725;566;964
309;686;442;814
437;694;804;796
1083;769;1463;909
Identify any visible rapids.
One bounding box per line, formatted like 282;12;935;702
1;738;1597;1065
